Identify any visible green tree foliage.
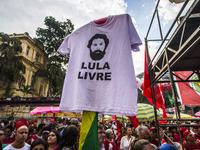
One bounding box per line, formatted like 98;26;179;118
16;85;35;97
0;33;25;97
35;16;74;96
36;16;74;65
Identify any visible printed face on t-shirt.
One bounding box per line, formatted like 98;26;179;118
87;34;109;61
90;38;106;61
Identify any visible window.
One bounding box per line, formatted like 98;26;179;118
39;85;43;96
35;53;39;62
26;46;30;55
31;73;35;87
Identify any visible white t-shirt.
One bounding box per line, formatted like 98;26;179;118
58;14;142;116
120;136;135;150
3;143;30;150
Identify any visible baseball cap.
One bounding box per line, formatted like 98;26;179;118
183;130;191;137
15;119;28;131
180;127;187;133
149;127;157;131
57;123;65;129
70;118;78;124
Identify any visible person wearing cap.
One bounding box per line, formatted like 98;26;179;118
4;119;30;150
193;125;200;143
159;130;181;150
180;127;187;142
41;127;51;143
169;127;180;143
183;130;200;150
56;123;65;135
69;118;79;127
191;123;199;135
149;127;159;147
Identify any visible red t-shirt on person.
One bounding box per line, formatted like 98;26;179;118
103;139;119;150
183;141;200;150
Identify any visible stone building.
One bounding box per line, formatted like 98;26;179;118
0;32;49;97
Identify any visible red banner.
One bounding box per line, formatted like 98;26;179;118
143;50;164;109
175;71;200;106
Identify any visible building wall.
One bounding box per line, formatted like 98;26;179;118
0;32;49;97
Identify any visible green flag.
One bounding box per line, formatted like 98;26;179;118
168;94;174;104
79;111;98;150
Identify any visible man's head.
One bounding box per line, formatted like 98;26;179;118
15;125;29;144
5;125;13;138
191;123;199;134
56;123;65;133
136;125;150;141
105;129;114;140
149;127;157;140
183;130;195;143
69;118;79;127
41;127;50;142
98;124;105;147
169;127;177;134
87;34;109;61
107;122;112;129
38;124;45;133
164;130;174;143
0;129;5;142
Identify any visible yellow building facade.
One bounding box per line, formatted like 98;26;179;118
0;32;49;97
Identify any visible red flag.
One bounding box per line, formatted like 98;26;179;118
143;50;164;109
127;116;139;129
112;115;121;135
159;83;168;119
175;71;200;106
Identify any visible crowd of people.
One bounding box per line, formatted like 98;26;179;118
0;115;200;150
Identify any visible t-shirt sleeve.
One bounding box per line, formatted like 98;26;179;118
57;35;71;56
127;14;142;52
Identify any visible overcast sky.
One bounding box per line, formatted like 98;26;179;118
0;0;194;75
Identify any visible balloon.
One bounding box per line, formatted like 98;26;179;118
136;78;142;88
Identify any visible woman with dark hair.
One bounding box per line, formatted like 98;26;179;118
0;129;6;150
58;125;79;150
130;139;153;150
120;126;135;150
47;130;60;150
30;138;48;150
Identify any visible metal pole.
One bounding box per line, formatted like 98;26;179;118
164;48;184;149
145;38;161;146
150;0;190;64
156;9;163;41
146;0;160;39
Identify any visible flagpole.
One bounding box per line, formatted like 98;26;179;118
144;38;161;146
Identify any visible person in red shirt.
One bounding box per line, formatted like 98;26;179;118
2;125;15;145
183;130;200;150
192;124;200;143
149;127;159;147
169;127;180;143
103;129;119;150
